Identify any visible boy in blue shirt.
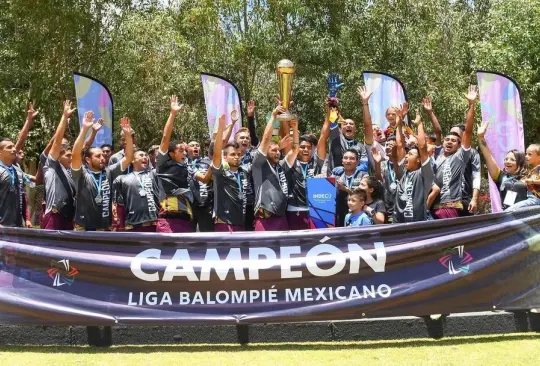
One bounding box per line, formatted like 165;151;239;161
344;188;373;227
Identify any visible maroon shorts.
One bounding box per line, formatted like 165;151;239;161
432;208;460;220
41;212;74;230
286;211;310;231
254;216;289;232
214;223;245;233
156;217;192;233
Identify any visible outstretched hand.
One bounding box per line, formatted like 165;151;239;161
477;120;490;140
357;86;372;103
93;118;104;132
465;85;479;103
120;117;133;136
327;73;345;97
230;109;239;122
371;146;382;164
272;105;286;117
399;102;409;119
422;97;433;113
62;100;76;119
412;108;421;126
247;100;256;117
82;111;95;129
170;95;183;113
279;135;293;150
27;103;39;120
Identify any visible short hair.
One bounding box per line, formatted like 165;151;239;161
224;142;240;151
428;134;437;143
60;144;72;155
528;144;540;155
83;146;100;160
452;124;466;132
343;148;359;160
235;127;250;138
100;143;113;150
349;188;367;201
148;145;159;155
168;140;183;154
300;134;317;146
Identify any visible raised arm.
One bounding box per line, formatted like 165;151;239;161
317;101;331;160
395;116;406;162
246;100;259;146
222;109;238;145
357;86;374;145
71;111;95;170
285;119;300;166
14;103;39;153
83;118;104;150
427;183;441;209
50;101;76;160
212;114;226;168
371;146;383;182
160;95;183;153
462;85;478;149
422;97;441;146
259;106;285;154
477;121;500;180
414;110;428;163
119;117;134;171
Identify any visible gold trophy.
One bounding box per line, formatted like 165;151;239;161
276;59;296;122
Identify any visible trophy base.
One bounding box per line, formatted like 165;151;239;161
276;112;296;122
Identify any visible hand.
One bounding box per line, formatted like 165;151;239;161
357;86;372;104
278;135;293;150
247;100;256;117
120;117;133;137
272;105;286;117
63;100;76;119
337;181;350;193
82;111;95;129
25;220;32;228
477;120;490;140
412;108;421;126
395;115;403;128
327;73;344;98
422;97;433;114
92;118;104;132
399;102;409;119
468;198;478;214
465;85;479;104
371;146;382;164
230;109;239;122
27;103;39;120
218;114;226;130
170;95;183;114
274;97;294;109
332;167;344;175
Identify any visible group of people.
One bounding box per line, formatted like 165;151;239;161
1;84;540;232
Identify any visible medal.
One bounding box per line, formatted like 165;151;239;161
139;189;147;197
95;195;102;204
390;182;397;191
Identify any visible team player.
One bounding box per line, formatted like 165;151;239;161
42;101;77;230
0;137;28;227
393;114;439;223
113;150;159;232
190;142;214;232
252;106;300;231
431;86;477;219
109;129;137;167
155;96;194;233
373;135;400;222
71;112;133;231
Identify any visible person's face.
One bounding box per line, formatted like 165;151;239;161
359;178;373;196
386;108;398;126
267;144;281;165
85;148;105;171
235;132;251;151
405;148;420;171
443;135;460;154
343;151;358;171
16;150;24;163
170;143;187;163
526;146;540;168
0;140;16;165
347;195;365;213
502;152;519;175
341;119;357;139
59;149;73;169
298;141;313;162
225;146;242;168
373;126;386;143
101;146;112;163
385;140;396;156
133;151;149;170
187;141;200;159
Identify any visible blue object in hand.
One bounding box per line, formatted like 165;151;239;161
327;73;344;98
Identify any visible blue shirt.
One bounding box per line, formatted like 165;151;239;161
344;212;372;227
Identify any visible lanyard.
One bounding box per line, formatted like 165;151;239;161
0;162;15;185
344;173;355;189
300;162;309;180
387;160;395;182
134;171;146;190
345;139;355;148
88;169;103;196
231;171;243;194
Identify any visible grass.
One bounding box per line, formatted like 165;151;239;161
0;333;539;365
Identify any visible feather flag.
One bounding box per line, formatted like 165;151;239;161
201;73;243;142
362;71;408;130
73;73;113;146
477;71;525;212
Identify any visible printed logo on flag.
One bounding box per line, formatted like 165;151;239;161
47;259;79;287
439;246;473;275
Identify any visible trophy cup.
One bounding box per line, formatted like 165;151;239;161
327;73;344;124
276;59;296;122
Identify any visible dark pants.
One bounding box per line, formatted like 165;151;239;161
286;211;310;230
245;204;254;231
192;205;214;232
254;216;289;231
41;211;74;230
214;223;245;232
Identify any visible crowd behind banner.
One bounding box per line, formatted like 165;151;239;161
1;85;540;233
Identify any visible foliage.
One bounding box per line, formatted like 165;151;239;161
0;0;538;160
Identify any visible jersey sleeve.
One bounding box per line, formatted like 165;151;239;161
108;162;124;182
253;149;267;168
421;158;435;199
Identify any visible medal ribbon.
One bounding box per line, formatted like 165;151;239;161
0;162;15;185
87;169;103;197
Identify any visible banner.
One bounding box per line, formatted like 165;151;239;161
307;177;336;228
1;208;539;325
362;71;408;130
201;73;243;142
73;73;114;146
477;71;525;212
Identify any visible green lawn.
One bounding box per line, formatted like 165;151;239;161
1;334;539;365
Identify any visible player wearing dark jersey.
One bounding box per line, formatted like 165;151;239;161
71;112;133;231
0;138;27;228
252;106;299;231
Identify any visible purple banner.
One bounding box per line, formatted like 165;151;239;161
477;71;525;212
1;208;539;325
201;73;243;142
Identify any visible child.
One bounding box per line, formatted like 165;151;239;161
344;188;373;227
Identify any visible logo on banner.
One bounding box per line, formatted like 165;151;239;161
439;246;473;275
47;259;79;287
